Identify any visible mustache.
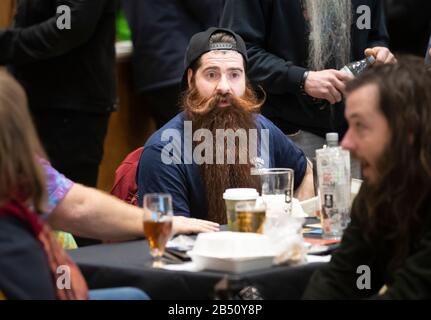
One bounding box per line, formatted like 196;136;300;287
182;81;264;117
187;93;239;115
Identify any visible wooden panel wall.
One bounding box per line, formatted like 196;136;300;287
0;0;15;28
97;57;156;192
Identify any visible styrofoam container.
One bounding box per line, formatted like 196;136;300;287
187;232;277;273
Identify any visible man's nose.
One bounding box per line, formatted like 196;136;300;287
216;75;231;94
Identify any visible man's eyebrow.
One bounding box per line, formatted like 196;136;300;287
202;66;220;72
201;66;243;72
346;113;364;120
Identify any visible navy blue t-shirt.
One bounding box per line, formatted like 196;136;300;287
137;112;307;219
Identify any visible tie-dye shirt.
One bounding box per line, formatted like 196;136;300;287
39;159;77;249
39;159;74;215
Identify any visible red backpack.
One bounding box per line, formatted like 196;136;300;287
110;147;144;206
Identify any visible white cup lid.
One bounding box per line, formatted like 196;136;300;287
223;188;259;201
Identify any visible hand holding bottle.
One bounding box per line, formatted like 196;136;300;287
364;47;397;65
304;69;352;105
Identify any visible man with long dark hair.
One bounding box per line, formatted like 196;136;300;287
303;57;431;299
137;28;314;224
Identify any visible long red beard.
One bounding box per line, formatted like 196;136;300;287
183;86;262;224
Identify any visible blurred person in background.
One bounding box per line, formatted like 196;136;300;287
0;0;120;246
384;0;431;57
122;0;225;128
220;0;395;181
0;0;117;189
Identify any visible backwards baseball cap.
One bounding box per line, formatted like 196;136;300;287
182;27;248;89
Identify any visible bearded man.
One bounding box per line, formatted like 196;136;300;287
303;57;431;299
137;28;314;224
220;0;395;172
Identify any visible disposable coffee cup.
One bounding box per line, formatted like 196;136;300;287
223;188;259;231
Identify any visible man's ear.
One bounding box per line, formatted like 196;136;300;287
187;69;193;88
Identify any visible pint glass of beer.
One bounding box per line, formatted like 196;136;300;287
143;193;173;267
235;201;267;234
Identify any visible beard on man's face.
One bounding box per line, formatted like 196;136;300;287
183;84;262;224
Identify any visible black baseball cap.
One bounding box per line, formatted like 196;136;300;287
181;27;248;89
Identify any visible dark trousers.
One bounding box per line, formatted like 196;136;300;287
140;84;182;129
33;109;110;246
33;109;110;187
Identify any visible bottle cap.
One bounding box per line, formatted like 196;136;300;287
326;132;339;146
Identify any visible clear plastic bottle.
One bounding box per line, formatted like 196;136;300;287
340;56;376;77
316;133;351;239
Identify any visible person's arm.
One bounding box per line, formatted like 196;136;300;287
364;0;396;65
295;159;314;201
47;184;143;242
47;183;219;240
220;0;351;105
0;0;108;65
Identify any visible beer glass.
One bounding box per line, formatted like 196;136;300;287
143;193;173;267
223;188;259;231
235;201;267;234
258;168;294;217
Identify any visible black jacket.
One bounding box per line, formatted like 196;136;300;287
0;216;56;300
303;189;431;299
220;0;389;136
122;0;224;92
0;0;118;114
384;0;431;57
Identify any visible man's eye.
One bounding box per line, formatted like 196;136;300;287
207;72;218;79
230;72;240;79
354;122;366;131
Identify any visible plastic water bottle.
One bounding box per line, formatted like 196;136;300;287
340;56;376;77
316;133;351;239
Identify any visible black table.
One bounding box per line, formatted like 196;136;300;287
69;239;326;300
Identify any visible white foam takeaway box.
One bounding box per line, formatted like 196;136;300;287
187;232;277;273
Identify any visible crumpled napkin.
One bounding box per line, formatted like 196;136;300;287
166;235;195;251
